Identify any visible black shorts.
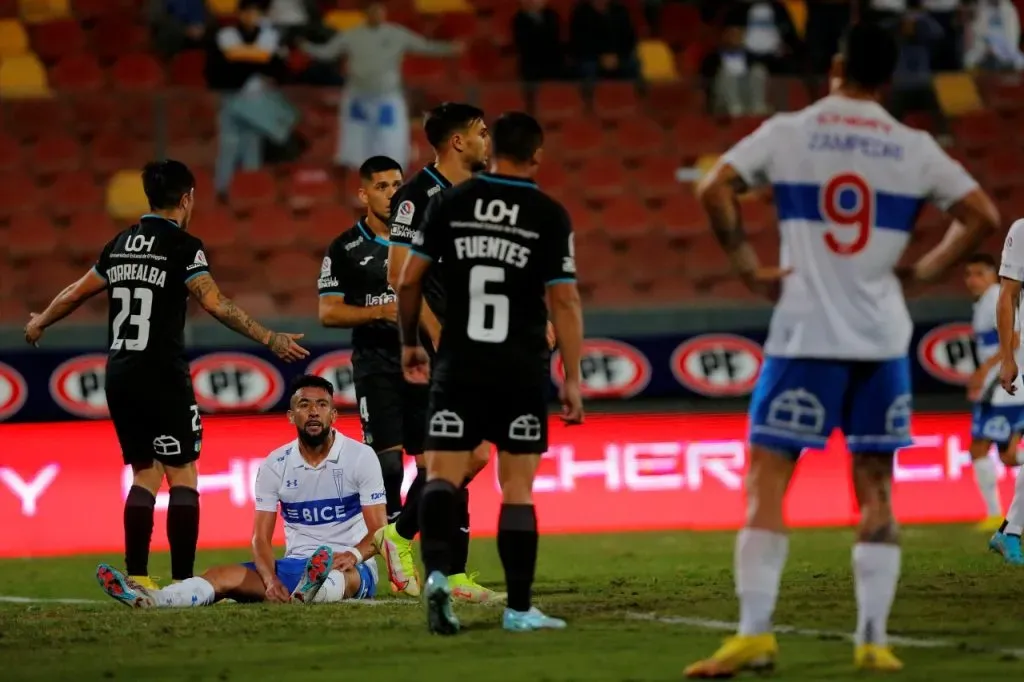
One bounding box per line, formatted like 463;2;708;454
106;380;202;467
425;382;548;454
355;373;428;456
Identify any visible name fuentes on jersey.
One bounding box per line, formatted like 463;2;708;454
454;235;531;268
106;263;168;287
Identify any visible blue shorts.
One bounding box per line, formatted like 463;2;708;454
241;557;377;599
749;356;913;456
971;403;1024;447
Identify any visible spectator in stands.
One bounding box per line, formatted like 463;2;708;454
513;0;566;84
708;26;770;116
148;0;211;58
724;0;802;75
884;0;946;126
300;1;462;172
805;0;852;76
207;0;297;198
965;0;1024;71
923;0;964;71
569;0;642;85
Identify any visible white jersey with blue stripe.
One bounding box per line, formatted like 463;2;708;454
253;431;386;560
722;94;978;360
971;283;1024;405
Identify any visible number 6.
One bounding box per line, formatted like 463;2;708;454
820;172;872;256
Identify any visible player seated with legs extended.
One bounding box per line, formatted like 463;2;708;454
963;254;1024;536
23;159;308;593
397;111;585;634
684;22;998;677
96;375;387;607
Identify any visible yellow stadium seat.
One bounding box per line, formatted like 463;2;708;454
17;0;70;24
413;0;472;14
784;0;807;39
107;171;149;220
0;53;50;98
207;0;239;18
638;39;678;82
324;10;366;32
933;72;983;116
0;19;29;58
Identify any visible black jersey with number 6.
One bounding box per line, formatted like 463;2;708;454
410;172;576;386
94;215;210;386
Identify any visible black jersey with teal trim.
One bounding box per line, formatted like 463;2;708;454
410;172;577;386
388;163;450;324
94;214;211;385
320;220;401;380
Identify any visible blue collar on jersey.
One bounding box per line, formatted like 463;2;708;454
422;164;451;189
478;172;537;188
140;213;181;228
357;218;390;246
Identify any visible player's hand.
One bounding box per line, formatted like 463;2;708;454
267;332;309;362
332;551;359;572
545;321;557;350
1000;356;1019;395
24;314;44;347
264;577;290;603
745;267;792;303
378;302;398;323
559;378;584;425
402;346;431;384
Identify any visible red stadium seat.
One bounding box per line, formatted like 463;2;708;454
0;133;23;173
573;235;621;285
0;173;41;217
560;198;599;237
739;196;776;236
626;238;686;281
459;40;509;81
434;12;478;40
659;2;702;46
402;55;447;84
610;118;666;159
67;94;121;136
648;273;698;302
685;232;733;279
89;133;151;174
111;53;165;91
169;50;206;87
589;280;643;308
191;206;241;251
535;83;585;123
576;158;627;200
50;53;105;91
231;291;279;317
92;17;149;63
7;214;58;259
30;19;86;63
600;195;655;242
263;249;322;295
4;99;65;141
708;277;759;302
48;170;104;217
631;155;682;201
303;204;357;250
286;167;337;210
951;112;1002;153
229;170;277;211
671;115;724;158
651;192;705;239
28;133;82;175
592;82;639;122
479;84;527;116
246;205;299;252
646;82;703;120
535;161;569;199
557;118;605;160
72;0;127;20
67;209;118;258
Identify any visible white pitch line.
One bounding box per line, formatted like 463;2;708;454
626;613;1024;660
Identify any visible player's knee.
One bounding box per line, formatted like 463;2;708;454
377;448;404;479
168;485;199;507
131;462;163;494
998;447;1019;467
425;452;470;486
164;461;198;488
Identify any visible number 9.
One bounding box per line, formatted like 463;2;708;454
820;173;872;256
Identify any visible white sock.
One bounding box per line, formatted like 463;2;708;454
152;577;215;608
312;570;346;603
735;528;789;636
973;457;1003;516
852;544;901;646
1005;468;1024;535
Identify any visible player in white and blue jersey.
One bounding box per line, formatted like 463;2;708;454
96;375;388;607
685;23;999;678
963;254;1024;535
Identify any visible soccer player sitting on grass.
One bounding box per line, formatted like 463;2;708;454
96;375;387;607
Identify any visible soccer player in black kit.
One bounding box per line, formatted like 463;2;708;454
379;103;505;603
397;112;584;634
24;160;308;591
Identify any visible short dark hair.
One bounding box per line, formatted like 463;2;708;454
840;23;899;90
239;0;269;11
141;160;195;211
491;111;544;164
967;253;997;268
359;155;403;182
423;102;485;149
289;374;334;403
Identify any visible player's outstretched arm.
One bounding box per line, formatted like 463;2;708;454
186;273;309;362
251;510;289;603
24;268;107;347
318;297;396;328
548;282;585;424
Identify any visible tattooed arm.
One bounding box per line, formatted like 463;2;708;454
24;268;108;346
186;274;309;362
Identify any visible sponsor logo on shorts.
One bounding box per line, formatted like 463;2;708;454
153;435;182;457
393;200;415;226
429;410;464;438
49;354;108;419
509;414;542;441
190;353;284;413
917;323;978;385
671;334;763;397
0;362;28;421
550;338;651;399
306;351;358;407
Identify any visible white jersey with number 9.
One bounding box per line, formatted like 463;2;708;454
722;94;978;360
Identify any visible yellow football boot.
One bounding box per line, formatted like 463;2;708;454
685;633;778;678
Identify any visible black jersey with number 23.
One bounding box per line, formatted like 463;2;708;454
411;173;576;386
94;215;210;386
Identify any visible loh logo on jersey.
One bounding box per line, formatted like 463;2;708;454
0;362;28;421
429;410;464;438
766;388;825;435
671;334;763;397
49;354;108;419
190;353;284;413
394;200;416;226
186;250;208;271
917;323;979;386
153;435;182;457
474;199;520;226
509;414;542;441
124;234;155;253
551;339;651;399
306;351;358;407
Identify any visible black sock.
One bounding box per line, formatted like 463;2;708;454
497;503;538;613
378;450;405;522
167;486;200;581
418;479;458;577
1000;519;1009;534
450;483;471;575
124;485;156;576
396;467;427;540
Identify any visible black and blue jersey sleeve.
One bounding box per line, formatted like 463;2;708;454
318;238;349;298
543;201;577;285
411;192;449;263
